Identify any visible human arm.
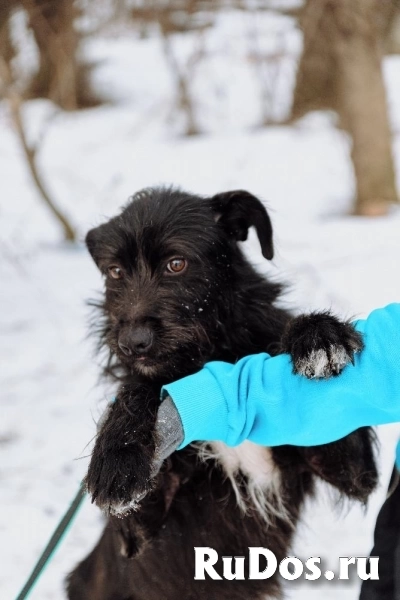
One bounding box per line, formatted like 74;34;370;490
159;303;400;449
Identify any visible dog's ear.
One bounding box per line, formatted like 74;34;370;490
85;223;109;270
211;190;273;260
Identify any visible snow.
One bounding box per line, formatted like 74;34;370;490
1;9;400;600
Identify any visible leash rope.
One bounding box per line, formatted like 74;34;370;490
15;481;87;600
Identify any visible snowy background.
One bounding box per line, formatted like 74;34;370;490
1;7;400;600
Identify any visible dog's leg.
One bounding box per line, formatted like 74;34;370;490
281;311;364;378
297;427;378;503
281;311;378;502
85;382;158;515
66;523;127;600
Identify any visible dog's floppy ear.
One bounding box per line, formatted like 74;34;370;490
85;223;109;270
211;190;274;260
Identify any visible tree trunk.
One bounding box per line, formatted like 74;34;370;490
291;0;399;216
332;0;398;215
291;0;338;120
0;1;16;73
22;0;97;110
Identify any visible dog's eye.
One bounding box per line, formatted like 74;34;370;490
166;258;187;274
108;265;123;280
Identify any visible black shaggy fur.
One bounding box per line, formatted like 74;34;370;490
67;187;378;600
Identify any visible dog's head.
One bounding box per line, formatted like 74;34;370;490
86;187;274;380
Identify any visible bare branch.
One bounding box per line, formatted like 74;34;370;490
0;56;77;242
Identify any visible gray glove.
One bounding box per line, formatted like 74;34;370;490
151;394;184;476
97;395;184;478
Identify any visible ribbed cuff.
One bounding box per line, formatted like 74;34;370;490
162;367;229;448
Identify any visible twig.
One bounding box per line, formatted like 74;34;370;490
0;56;76;241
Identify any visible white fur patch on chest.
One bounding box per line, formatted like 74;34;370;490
210;440;276;484
199;441;289;525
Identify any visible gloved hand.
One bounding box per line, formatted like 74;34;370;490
151;394;184;476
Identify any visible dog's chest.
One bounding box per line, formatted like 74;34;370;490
210;440;276;485
204;440;285;522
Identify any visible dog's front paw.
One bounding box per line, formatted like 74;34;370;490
282;312;364;379
86;442;154;517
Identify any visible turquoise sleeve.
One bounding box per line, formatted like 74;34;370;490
161;303;400;448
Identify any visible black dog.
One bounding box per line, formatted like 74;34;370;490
67;188;377;600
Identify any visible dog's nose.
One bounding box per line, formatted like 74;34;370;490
118;326;154;356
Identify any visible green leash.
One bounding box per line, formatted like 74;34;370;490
15;481;87;600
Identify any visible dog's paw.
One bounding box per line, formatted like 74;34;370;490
282;312;364;379
86;443;154;517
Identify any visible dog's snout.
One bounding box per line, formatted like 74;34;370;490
118;326;154;356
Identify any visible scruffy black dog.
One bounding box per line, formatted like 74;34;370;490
68;188;377;600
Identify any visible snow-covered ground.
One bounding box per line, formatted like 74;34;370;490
1;10;400;600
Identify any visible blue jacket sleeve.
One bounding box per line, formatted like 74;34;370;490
161;303;400;448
